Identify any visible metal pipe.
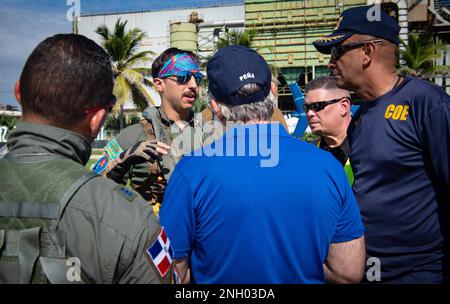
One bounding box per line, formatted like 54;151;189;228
198;20;244;28
395;0;409;50
255;34;326;41
428;7;450;25
247;19;337;28
442;7;450;17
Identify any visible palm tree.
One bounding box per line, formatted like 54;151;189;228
96;19;155;130
399;32;450;78
199;29;259;70
104;113;140;137
215;28;258;49
216;28;280;83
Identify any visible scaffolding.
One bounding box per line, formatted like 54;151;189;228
245;0;367;81
245;0;367;111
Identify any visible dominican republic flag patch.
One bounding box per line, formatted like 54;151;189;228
146;227;173;277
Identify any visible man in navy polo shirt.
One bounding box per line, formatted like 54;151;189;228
159;45;365;284
314;5;450;283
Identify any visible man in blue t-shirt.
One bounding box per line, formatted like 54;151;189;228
314;5;450;283
159;45;365;284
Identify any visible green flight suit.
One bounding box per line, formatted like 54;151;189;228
0;122;170;284
105;107;203;205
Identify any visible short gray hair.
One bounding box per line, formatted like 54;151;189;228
208;83;274;123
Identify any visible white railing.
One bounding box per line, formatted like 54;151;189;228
0;126;8;143
95;126;107;141
0;125;108;143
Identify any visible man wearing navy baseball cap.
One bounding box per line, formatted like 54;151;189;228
207;45;271;108
314;5;450;283
198;45;288;145
160;45;365;284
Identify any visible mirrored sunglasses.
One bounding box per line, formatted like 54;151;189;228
167;72;204;85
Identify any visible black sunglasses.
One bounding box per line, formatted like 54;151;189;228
302;97;347;113
331;39;384;61
167;72;204;85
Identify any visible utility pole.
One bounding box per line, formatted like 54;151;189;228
72;16;79;34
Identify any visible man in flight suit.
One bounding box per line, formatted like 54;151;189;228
0;34;171;284
102;48;204;214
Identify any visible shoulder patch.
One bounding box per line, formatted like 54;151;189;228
146;227;173;277
105;138;124;160
90;155;109;175
114;185;137;202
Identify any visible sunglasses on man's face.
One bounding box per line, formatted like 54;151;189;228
302;97;347;113
84;96;117;115
330;39;384;61
166;72;204;85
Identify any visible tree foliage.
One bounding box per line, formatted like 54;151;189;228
96;19;156;118
104;113;141;137
399;32;450;77
0;114;19;131
215;28;258;50
301;132;318;144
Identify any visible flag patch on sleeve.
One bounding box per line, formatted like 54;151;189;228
146;227;173;277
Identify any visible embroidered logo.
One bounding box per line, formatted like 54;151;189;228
334;16;343;30
239;72;255;81
91;155;108;175
115;185;137;201
314;34;346;43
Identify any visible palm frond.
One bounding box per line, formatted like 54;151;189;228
122;68;145;86
113;75;132;112
114;18;127;40
143;77;156;89
132;67;153;77
96;18;153;111
131;86;151;111
215;29;259;52
126;52;155;67
400;32;448;77
122;68;155;107
137;85;155;107
424;65;450;76
95;25;110;41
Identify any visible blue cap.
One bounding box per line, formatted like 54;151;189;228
313;5;400;54
207;45;271;106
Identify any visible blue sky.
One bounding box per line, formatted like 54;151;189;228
0;0;241;107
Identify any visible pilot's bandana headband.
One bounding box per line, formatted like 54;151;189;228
157;53;200;78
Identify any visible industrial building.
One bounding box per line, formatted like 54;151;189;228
78;0;245;108
0;103;21;117
77;0;450;112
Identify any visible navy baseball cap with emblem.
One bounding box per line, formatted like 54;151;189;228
207;45;271;106
313;5;401;54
